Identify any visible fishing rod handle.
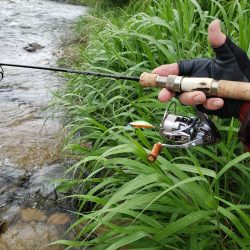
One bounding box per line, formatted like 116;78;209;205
140;72;250;101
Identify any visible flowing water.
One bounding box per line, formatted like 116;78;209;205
0;0;86;249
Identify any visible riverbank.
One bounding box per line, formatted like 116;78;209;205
0;1;86;249
56;0;250;249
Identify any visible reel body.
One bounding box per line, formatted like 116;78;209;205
147;107;221;162
160;111;220;148
160;113;197;145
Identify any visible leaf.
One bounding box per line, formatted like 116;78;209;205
155;211;213;241
106;232;149;250
212;152;250;187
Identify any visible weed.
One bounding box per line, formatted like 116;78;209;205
54;0;250;249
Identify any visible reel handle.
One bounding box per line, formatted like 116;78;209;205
139;72;250;101
147;143;163;162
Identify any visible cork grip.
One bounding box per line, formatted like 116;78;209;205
218;80;250;101
140;72;158;87
139;73;250;101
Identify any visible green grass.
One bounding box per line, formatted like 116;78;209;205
54;0;250;249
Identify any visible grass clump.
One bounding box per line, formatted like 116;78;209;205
55;0;250;249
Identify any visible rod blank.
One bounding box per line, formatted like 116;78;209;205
0;63;140;81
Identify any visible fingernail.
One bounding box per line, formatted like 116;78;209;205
212;100;223;108
193;95;204;104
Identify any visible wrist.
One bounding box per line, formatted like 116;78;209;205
239;102;250;152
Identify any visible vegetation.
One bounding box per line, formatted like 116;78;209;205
55;0;250;249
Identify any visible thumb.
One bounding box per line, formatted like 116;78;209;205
208;20;235;62
208;20;226;48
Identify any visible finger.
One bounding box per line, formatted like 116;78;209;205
208;20;226;48
209;20;250;81
208;20;233;61
202;97;224;110
158;88;175;102
179;91;206;106
209;20;242;63
152;63;179;76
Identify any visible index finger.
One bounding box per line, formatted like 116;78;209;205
152;63;179;76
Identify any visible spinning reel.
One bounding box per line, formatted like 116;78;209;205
130;103;221;162
160;106;220;148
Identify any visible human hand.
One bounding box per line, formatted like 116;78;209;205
153;19;250;118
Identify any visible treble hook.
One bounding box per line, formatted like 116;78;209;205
0;66;4;81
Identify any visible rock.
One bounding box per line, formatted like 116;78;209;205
0;206;20;233
0;221;8;234
24;46;37;52
0;222;65;250
20;207;47;222
0;165;26;181
0;240;8;250
0;165;28;208
23;42;44;52
47;212;71;225
27;164;67;207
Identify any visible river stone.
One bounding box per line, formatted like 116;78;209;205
0;222;65;250
27;164;68;208
20;207;47;222
0;221;8;234
47;212;71;225
0;165;26;181
0;206;20;233
23;42;45;52
0;240;8;250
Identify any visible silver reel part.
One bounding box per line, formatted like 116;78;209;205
159;108;220;149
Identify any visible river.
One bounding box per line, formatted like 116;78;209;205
0;0;86;249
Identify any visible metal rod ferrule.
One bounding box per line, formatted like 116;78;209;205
156;75;183;92
210;80;218;95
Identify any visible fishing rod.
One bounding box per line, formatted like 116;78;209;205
1;62;250;161
1;62;250;102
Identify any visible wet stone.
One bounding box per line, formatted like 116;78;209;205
20;208;47;222
47;212;71;225
0;165;28;207
0;221;8;234
0;165;26;181
0;163;71;215
0;222;66;250
27;164;68;206
23;42;44;52
0;206;20;234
